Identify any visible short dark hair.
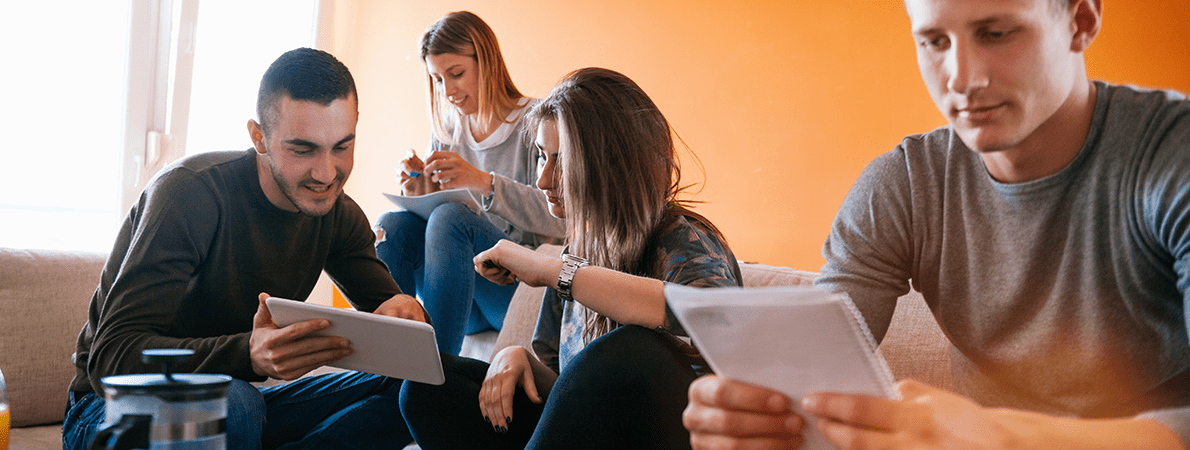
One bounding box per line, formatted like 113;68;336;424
903;0;1073;15
256;48;357;135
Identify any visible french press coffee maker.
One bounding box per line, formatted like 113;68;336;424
90;349;232;450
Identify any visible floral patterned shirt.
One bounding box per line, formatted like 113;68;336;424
532;214;742;375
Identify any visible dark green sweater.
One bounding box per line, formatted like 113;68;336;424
71;149;401;394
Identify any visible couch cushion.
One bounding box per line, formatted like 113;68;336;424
739;263;817;288
9;424;64;450
0;248;106;427
880;292;951;390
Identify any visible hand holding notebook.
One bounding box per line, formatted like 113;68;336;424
666;284;897;450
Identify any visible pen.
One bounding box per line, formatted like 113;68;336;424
405;148;425;178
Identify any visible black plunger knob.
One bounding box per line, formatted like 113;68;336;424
141;349;195;382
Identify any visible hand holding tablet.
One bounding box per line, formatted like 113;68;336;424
266;297;445;385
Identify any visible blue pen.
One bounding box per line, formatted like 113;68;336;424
405;148;425;178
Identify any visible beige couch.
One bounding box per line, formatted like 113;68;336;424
0;245;949;450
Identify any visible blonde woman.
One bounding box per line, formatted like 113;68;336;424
375;11;563;355
400;68;741;450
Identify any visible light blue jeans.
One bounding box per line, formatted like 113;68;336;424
64;371;411;450
375;203;518;355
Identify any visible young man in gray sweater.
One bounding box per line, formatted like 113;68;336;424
684;0;1190;448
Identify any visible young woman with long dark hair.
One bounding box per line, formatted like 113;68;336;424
400;67;741;450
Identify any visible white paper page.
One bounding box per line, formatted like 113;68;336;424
382;188;482;220
666;284;897;450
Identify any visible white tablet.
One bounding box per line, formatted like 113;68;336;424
266;297;445;385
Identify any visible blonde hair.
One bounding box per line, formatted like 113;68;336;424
527;67;718;342
420;11;524;144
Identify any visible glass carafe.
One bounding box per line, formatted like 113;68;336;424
1;366;10;450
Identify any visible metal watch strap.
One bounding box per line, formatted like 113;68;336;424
557;253;588;301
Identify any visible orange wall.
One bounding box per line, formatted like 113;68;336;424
331;0;1190;271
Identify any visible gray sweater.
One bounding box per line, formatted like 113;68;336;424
427;99;565;248
817;82;1190;441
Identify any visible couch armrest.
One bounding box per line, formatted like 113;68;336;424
0;247;106;427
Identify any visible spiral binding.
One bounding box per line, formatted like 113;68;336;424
836;292;900;400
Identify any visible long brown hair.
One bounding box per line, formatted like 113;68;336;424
419;11;524;144
527;67;719;342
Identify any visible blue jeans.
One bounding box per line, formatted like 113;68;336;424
400;326;698;450
375;203;518;355
64;371;411;450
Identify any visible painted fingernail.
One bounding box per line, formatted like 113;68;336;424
505;416;512;424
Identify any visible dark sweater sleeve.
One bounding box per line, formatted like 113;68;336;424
322;195;402;312
85;169;259;393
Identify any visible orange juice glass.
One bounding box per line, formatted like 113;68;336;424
1;366;8;450
0;403;9;450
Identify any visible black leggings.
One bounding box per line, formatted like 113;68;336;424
400;325;699;450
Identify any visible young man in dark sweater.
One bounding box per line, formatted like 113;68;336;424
64;48;427;450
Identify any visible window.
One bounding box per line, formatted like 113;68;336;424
0;0;319;252
0;1;132;252
186;0;318;155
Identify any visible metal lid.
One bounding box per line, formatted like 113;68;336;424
99;348;233;402
101;373;232;402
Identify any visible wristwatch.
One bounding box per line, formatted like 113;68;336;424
556;253;588;301
481;172;496;208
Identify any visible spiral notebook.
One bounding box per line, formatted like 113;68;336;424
665;284;897;450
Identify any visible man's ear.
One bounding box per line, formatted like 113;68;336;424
1069;0;1102;53
247;119;266;155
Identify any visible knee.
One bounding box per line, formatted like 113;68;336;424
375;211;426;249
377;210;417;229
399;373;450;406
428;202;475;220
586;326;665;358
400;356;479;415
426;203;480;235
226;379;266;431
569;326;678;377
376;211;425;237
399;379;437;420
